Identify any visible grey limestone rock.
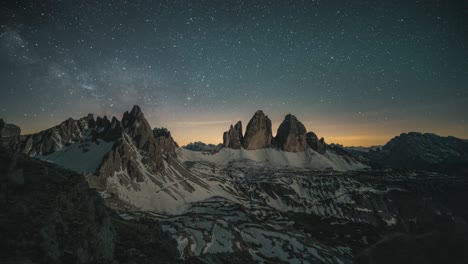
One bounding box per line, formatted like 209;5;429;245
242;110;273;150
275;114;307;152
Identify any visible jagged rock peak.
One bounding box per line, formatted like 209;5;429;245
153;127;171;138
223;121;243;149
306;132;327;154
110;116;120;127
121;105;153;147
95;115;111;127
153;127;179;157
275;114;307;152
122;105;146;127
128;105;143;118
243;110;273;150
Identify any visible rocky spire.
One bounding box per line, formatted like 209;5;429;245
121;105;153;149
98;106;166;181
223;121;243;149
93;116;124;141
275;114;307;152
243;110;273;150
306;132;327;154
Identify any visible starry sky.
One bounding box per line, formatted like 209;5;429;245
1;0;467;146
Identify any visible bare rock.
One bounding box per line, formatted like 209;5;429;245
275;114;307;152
243;111;273;150
223;121;243;149
153;127;179;158
11;115;94;156
306;132;327;154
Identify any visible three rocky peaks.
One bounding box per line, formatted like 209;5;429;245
223;110;327;153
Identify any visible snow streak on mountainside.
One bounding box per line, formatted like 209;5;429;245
120;168;468;263
6;106;467;263
5;106;368;214
178;148;366;171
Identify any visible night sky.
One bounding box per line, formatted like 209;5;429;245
1;0;467;146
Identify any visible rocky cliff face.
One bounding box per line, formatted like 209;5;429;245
306;132;327;154
153;127;179;158
275;114;307;152
242;111;273;150
0;119;21;147
0;148;116;264
223;121;243;149
96;106;174;183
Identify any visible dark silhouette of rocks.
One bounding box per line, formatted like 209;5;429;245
275;114;307;152
306;132;327;154
0;119;21;147
223;121;244;149
0;148;116;263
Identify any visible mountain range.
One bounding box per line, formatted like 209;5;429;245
1;106;467;264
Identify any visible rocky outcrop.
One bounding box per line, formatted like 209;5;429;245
223;121;243;149
365;132;468;171
306;132;327;154
98;134;148;183
0;119;21;146
275;114;307;152
243;111;273;150
153;127;179;158
98;106;167;182
122;105;155;149
0;148;116;263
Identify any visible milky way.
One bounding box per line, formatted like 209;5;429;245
1;0;467;146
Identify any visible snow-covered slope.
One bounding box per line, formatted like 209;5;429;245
38;137;114;174
178;147;367;171
5;107;468;263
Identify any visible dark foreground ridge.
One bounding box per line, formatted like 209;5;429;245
0;148;116;263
